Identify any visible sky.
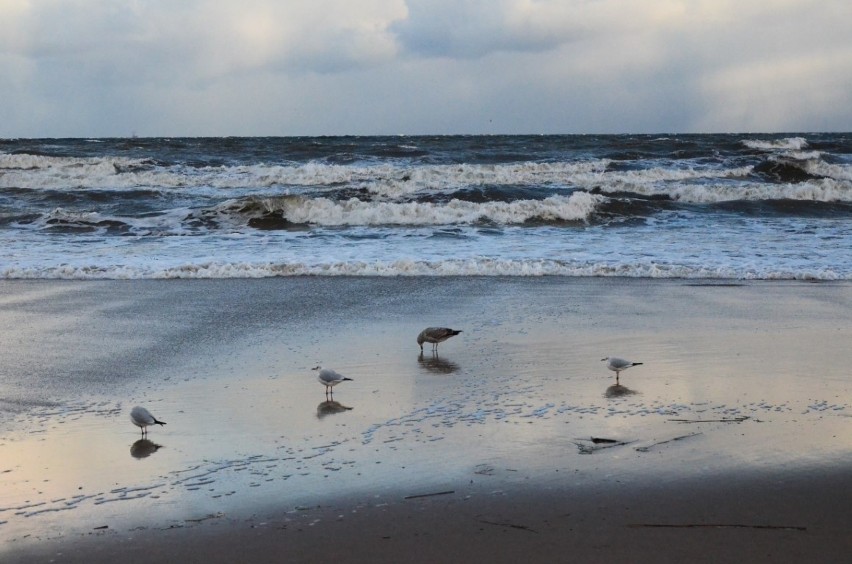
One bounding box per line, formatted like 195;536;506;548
1;0;850;137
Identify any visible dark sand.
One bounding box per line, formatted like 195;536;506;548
1;278;851;563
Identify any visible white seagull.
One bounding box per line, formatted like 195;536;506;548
601;357;643;385
313;366;353;398
130;406;166;436
417;327;462;353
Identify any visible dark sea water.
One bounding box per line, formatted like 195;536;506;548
1;134;850;279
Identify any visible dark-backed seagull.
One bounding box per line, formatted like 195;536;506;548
417;327;462;353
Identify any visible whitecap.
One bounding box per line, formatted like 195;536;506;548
237;192;604;226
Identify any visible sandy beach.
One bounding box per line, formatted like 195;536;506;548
1;277;851;563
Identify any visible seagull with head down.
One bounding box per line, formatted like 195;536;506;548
417;327;462;353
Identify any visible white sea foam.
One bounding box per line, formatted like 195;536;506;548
576;165;754;187
233;192;605;226
592;178;852;203
22;206;196;235
803;160;852;182
0;152;609;196
3;259;847;280
742;137;809;151
9;152;847;203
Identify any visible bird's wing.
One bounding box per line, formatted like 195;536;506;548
427;327;454;339
320;368;342;382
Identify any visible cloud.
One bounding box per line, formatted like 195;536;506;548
0;0;850;136
697;50;852;132
391;0;585;58
1;0;407;81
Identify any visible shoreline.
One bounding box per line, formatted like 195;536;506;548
1;277;851;562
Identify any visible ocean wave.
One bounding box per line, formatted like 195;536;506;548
3;259;847;281
9;150;847;204
803;160;852;182
18;206;198;235
0;152;610;195
220;192;605;226
742;137;809;151
577;164;754;186
591;178;852;203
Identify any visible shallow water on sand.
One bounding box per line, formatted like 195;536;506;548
1;278;851;544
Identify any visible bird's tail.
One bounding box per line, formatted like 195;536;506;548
632;362;643;367
451;330;462;336
343;377;354;381
154;419;166;426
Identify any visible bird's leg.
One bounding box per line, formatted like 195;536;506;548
616;372;620;385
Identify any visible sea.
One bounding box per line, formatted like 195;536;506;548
1;133;850;280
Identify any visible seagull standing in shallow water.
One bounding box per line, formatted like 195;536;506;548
130;406;166;436
417;327;462;353
313;366;353;398
601;357;643;385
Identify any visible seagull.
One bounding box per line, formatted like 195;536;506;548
601;357;643;385
130;406;166;436
313;366;353;398
417;327;462;353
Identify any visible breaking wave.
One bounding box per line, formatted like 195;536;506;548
219;192;605;226
742;137;810;151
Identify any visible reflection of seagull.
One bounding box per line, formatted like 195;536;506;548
313;366;353;398
601;357;643;385
130;406;166;436
130;438;162;459
316;400;353;419
605;384;637;398
417;327;462;353
417;353;460;374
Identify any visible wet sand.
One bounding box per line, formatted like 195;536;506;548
1;277;851;562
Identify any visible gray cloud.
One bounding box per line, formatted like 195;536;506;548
391;0;589;58
0;0;850;136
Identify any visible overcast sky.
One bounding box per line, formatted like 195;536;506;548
1;0;850;137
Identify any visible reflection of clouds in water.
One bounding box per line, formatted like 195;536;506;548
417;353;460;374
605;384;638;398
316;400;353;419
130;438;162;459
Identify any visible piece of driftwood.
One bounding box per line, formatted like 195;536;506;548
184;512;224;523
404;490;455;500
479;519;539;533
574;437;635;454
668;416;750;423
634;432;701;452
